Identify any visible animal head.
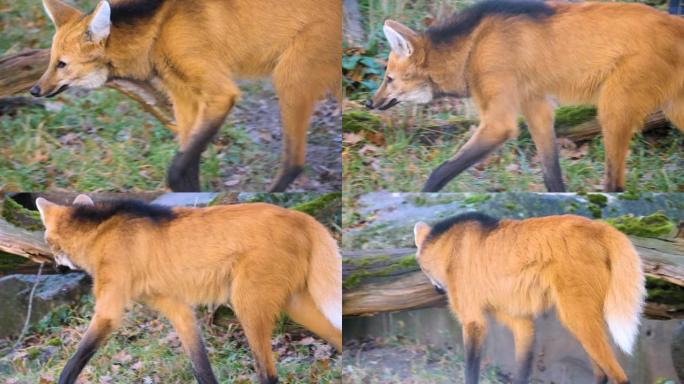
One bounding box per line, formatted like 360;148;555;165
36;194;95;270
31;0;112;98
413;221;448;294
367;20;433;110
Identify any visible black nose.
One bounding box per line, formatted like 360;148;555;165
365;99;374;109
30;85;41;97
434;285;446;295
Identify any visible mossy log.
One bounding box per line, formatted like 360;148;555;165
0;49;175;130
556;111;668;142
0;219;51;264
343;237;684;319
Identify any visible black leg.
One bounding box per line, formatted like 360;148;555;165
423;140;501;192
463;322;485;384
167;122;221;192
58;317;114;384
268;165;303;192
189;337;219;384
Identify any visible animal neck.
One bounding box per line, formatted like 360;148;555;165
104;8;167;81
424;35;476;98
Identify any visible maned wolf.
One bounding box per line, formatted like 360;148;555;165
369;0;684;192
32;0;341;192
414;213;644;384
36;195;342;384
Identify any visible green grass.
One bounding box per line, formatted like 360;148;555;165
0;295;340;383
342;108;683;194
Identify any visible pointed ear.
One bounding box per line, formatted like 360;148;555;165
43;0;82;28
87;1;111;43
383;20;418;58
414;221;431;248
35;197;58;225
73;194;94;206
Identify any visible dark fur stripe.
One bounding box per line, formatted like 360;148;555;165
110;0;165;25
427;0;555;45
70;200;176;223
426;212;499;242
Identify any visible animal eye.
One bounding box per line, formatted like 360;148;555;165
56;60;67;69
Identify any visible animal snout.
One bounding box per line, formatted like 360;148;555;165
365;99;375;109
30;85;42;97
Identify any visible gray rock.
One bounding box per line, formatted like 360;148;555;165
673;321;684;383
0;272;90;338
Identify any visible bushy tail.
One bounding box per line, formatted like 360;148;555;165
604;233;645;354
307;222;342;330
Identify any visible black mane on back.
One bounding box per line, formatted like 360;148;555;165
71;199;176;224
426;212;500;242
426;0;555;45
110;0;166;25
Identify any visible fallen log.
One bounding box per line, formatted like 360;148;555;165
0;49;175;130
343;238;684;319
556;111;669;142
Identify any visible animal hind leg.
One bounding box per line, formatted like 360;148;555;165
598;60;669;192
522;96;565;192
662;94;684;133
269;25;338;192
149;296;218;384
495;312;535;384
285;290;342;351
231;274;291;383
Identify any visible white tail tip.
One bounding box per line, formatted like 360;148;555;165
606;314;639;354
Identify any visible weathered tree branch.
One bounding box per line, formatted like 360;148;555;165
0;49;175;130
343;238;684;319
556;111;668;142
0;219;51;264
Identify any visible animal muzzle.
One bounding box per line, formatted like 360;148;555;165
366;97;399;110
30;84;69;98
433;284;446;295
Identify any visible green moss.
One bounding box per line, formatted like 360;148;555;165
0;251;35;272
463;194;491;205
554;105;597;127
342;110;383;133
343;255;391;267
292;192;341;216
605;212;675;237
2;197;43;231
397;255;419;268
617;191;641;201
343;254;418;289
565;201;579;214
586;193;608;207
646;277;684;310
588;205;602;218
503;202;517;210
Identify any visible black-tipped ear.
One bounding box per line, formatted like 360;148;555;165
43;0;82;28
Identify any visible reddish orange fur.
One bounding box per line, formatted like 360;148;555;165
37;196;341;384
374;2;684;192
414;215;645;384
37;0;342;191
